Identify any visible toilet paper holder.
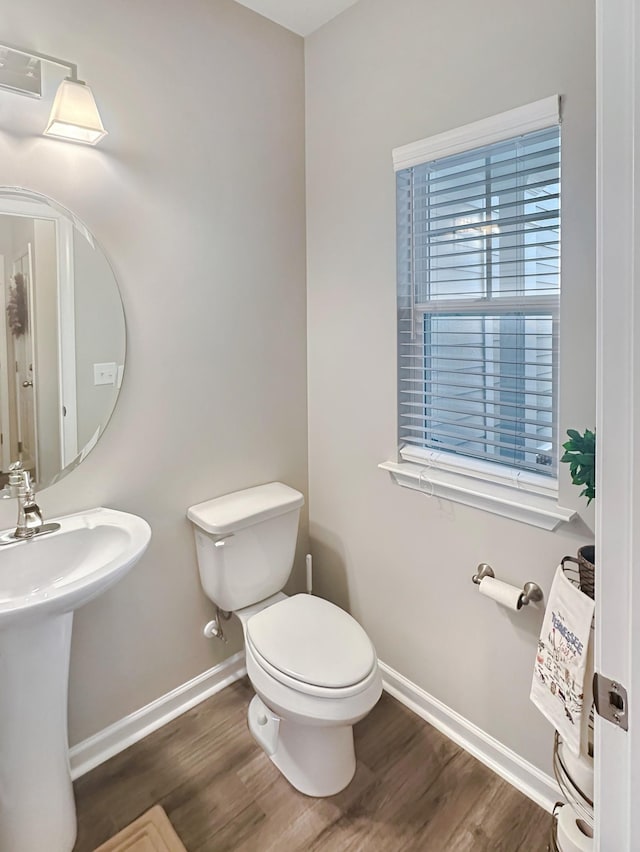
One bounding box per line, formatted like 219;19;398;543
472;563;544;607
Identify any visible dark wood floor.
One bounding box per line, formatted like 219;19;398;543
73;679;551;852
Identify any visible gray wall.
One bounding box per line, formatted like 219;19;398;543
305;0;595;775
1;0;307;744
0;0;597;783
73;233;125;452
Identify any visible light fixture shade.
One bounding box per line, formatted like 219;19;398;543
44;78;107;145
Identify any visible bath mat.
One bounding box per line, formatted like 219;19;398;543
93;805;187;852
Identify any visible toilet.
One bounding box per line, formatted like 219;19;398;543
187;481;382;797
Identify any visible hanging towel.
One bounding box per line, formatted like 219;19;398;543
530;565;595;755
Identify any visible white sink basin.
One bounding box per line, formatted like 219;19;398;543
0;507;151;627
0;507;151;852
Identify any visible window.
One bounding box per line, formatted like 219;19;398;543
381;98;574;530
396;107;560;477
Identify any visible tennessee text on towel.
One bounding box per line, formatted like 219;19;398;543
530;565;595;755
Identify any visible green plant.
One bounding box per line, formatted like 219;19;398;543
561;428;596;505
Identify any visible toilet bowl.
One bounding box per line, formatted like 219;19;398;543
187;482;382;796
238;593;382;796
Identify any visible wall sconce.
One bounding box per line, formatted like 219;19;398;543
0;43;107;145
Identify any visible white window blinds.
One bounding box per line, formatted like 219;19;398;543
396;123;560;476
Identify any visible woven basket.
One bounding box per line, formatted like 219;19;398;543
561;545;595;600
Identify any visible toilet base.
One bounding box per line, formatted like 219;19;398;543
248;695;356;797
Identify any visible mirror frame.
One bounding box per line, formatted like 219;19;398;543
0;186;126;490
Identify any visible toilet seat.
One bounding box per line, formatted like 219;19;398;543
245;638;383;726
246;594;376;693
247;635;379;699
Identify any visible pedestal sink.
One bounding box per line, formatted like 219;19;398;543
0;507;151;852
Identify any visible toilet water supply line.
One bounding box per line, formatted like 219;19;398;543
203;607;232;641
203;554;314;641
306;553;313;595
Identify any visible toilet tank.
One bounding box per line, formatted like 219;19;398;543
187;482;304;612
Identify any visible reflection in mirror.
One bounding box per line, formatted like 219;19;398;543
0;188;125;490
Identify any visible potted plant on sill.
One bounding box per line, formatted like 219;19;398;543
561;428;596;599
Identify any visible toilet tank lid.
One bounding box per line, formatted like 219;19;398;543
187;482;304;535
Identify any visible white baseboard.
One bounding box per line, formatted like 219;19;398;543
69;651;246;780
69;650;559;813
379;661;560;813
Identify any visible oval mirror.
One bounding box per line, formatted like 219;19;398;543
0;187;125;490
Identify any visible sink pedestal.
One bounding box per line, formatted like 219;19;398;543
0;613;77;852
0;507;152;851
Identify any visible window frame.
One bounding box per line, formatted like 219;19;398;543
381;96;575;530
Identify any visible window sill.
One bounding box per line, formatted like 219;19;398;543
378;453;576;531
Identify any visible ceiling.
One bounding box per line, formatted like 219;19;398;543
234;0;359;36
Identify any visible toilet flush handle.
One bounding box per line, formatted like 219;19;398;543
213;533;234;548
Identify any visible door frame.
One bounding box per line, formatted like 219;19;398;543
0;200;77;471
56;216;77;465
0;253;9;473
595;0;639;847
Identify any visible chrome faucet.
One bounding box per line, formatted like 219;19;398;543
8;461;43;539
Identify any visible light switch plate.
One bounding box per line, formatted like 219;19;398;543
94;362;117;386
